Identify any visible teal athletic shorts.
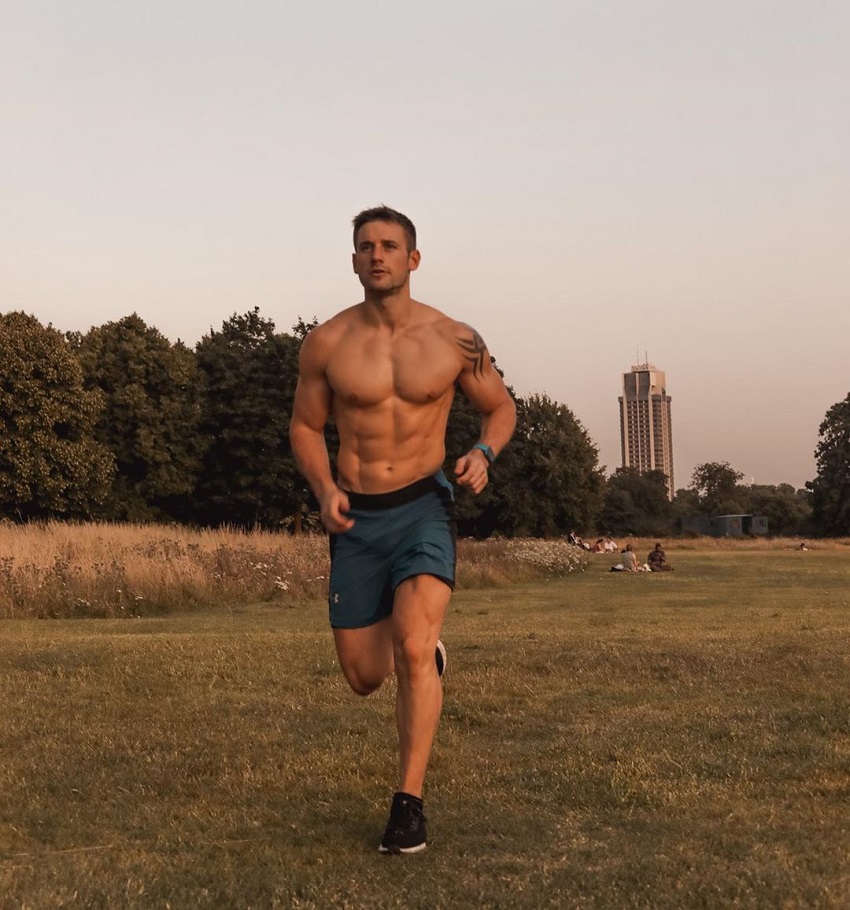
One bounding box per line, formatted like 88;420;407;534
328;471;456;629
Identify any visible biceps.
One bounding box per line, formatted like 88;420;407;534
292;375;332;431
458;370;512;415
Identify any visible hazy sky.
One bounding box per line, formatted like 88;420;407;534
3;1;848;490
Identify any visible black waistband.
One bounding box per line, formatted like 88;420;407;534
344;475;448;511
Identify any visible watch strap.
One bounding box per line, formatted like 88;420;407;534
472;443;495;465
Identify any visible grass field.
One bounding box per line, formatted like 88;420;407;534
2;545;850;908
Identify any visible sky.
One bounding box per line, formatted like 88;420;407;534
2;0;848;491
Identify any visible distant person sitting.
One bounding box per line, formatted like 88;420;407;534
622;544;639;571
568;530;593;551
648;543;673;572
611;543;640;572
592;538;605;552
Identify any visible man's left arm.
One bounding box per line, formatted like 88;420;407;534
452;324;517;494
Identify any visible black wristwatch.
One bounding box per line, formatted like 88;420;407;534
472;443;495;465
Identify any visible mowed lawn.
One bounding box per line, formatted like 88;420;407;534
2;547;849;909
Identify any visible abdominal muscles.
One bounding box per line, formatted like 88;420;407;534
334;391;454;493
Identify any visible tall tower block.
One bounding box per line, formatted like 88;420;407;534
619;362;674;499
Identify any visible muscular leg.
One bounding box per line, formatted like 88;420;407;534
333;616;394;696
391;574;451;798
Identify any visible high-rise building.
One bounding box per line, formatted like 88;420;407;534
619;362;674;499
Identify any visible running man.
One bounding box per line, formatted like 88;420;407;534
289;205;516;853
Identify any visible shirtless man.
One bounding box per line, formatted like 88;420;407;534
289;206;516;854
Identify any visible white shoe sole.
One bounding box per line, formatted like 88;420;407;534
379;841;427;855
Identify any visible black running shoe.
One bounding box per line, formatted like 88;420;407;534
435;639;447;678
378;792;427;854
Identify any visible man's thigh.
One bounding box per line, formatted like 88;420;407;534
392;575;452;644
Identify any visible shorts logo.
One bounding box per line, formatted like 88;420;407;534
332;593;340;604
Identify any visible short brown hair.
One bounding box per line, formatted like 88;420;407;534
352;206;417;252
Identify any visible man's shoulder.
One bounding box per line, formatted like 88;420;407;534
412;302;473;341
304;307;359;345
298;309;358;368
318;305;362;332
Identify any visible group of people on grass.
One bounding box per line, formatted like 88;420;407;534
567;531;618;552
567;532;674;573
610;542;673;573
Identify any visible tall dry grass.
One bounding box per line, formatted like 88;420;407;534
0;522;329;619
0;522;588;619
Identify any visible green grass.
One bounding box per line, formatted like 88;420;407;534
2;548;850;909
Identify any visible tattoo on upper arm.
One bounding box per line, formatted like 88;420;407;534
456;329;488;380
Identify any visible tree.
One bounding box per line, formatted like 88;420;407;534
809;393;850;536
72;314;204;522
741;483;811;537
600;468;674;537
493;393;603;537
0;312;114;520
194;309;308;528
689;461;745;515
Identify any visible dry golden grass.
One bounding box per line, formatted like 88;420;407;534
0;521;331;618
0;522;588;619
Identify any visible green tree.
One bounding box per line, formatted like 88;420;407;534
194;308;307;528
0;312;114;520
72;314;204;522
809;393;850;536
493;393;603;537
741;483;811;537
690;461;745;515
672;486;702;532
600;468;674;537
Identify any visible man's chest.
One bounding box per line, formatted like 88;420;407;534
327;334;459;407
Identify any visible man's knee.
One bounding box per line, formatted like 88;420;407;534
341;662;386;696
337;647;392;695
333;619;393;695
348;677;382;697
393;633;435;679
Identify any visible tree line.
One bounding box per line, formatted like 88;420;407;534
1;309;845;537
0;309;603;536
601;463;814;539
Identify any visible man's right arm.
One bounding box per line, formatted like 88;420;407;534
452;323;517;494
289;330;354;533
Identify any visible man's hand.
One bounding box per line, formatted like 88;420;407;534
454;449;490;495
320;487;354;533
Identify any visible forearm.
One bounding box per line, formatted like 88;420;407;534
290;422;338;499
477;397;517;457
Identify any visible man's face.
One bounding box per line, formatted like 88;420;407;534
352;220;420;296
